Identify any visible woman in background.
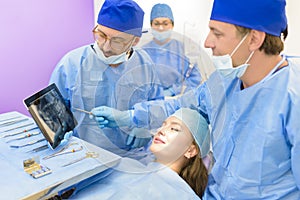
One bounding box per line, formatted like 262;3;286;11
142;3;202;97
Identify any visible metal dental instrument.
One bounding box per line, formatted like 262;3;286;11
10;138;46;148
0;115;21;123
26;144;49;153
61;152;99;167
0;126;39;138
6;131;41;143
73;107;93;115
0;118;29;127
1;122;35;133
43;146;83;160
43;142;80;160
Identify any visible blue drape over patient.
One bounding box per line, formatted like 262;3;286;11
73;158;200;199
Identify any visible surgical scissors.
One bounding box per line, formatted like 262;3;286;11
61;152;99;167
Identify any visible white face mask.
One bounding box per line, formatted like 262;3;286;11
151;29;172;43
93;41;131;65
212;33;254;78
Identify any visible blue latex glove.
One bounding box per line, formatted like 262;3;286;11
90;106;133;128
49;122;73;149
126;128;152;148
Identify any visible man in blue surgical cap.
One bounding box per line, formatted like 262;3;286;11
49;0;164;159
91;0;300;198
141;3;202;97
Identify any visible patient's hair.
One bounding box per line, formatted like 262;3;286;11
180;140;208;198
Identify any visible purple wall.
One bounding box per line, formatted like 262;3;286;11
0;0;94;115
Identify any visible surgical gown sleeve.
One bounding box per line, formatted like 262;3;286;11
285;61;300;189
132;83;209;129
142;39;202;96
49;46;84;107
166;61;202;96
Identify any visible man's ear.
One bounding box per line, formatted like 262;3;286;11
184;144;198;159
248;30;265;51
132;37;140;46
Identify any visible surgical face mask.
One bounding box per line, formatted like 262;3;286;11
151;29;172;43
93;41;130;65
212;33;254;79
212;54;252;78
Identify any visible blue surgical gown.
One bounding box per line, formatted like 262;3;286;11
142;39;202;96
132;55;300;199
49;44;164;158
72;158;200;199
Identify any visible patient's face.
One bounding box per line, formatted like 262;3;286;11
150;116;193;163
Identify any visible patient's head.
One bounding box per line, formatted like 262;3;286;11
150;108;210;197
150;107;210;164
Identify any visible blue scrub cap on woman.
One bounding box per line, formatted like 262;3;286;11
210;0;287;36
171;108;210;158
97;0;144;37
150;3;174;22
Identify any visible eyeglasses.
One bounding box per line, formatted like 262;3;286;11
92;26;134;51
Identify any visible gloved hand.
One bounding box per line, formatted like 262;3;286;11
90;106;133;128
49;122;73;149
126;128;152;149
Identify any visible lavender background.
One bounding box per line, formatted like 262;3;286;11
0;0;94;115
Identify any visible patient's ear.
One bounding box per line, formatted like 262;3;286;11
184;144;198;159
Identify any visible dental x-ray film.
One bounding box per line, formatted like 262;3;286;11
24;83;77;149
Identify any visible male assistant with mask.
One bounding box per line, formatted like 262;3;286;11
49;0;164;159
90;0;300;198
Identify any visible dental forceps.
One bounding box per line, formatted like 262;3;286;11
43;142;83;160
61;152;99;167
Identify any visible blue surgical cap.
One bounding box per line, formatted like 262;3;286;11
150;3;174;22
171;108;210;158
210;0;287;36
97;0;144;37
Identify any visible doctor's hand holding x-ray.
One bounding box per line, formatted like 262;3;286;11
48;121;73;149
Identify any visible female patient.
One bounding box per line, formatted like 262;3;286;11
73;108;210;199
